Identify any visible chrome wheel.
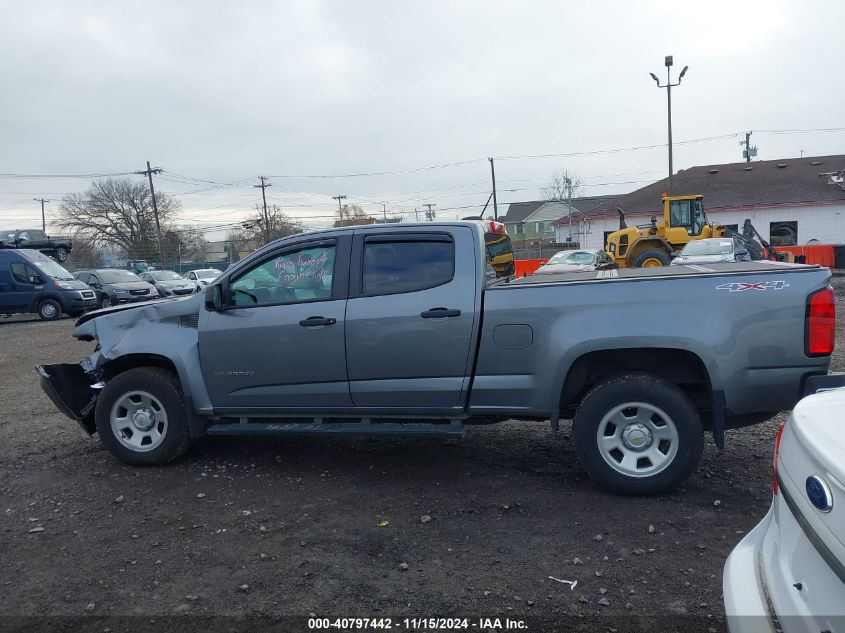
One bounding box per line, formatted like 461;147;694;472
40;302;58;319
109;390;168;452
596;402;679;478
100;297;111;309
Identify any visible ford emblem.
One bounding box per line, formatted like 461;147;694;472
805;476;833;512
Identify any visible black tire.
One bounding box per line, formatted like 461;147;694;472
54;247;69;262
573;373;704;496
631;248;671;268
100;295;112;309
94;367;192;466
37;299;62;321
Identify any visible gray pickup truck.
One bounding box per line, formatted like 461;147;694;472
38;221;844;494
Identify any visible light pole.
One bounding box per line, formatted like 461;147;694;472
649;56;688;195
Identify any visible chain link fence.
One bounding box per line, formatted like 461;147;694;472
512;241;580;261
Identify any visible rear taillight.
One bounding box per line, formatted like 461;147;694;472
806;286;835;357
772;423;786;495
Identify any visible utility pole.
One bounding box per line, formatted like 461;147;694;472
381;202;388;222
136;161;164;264
649;56;688;195
253;177;272;242
489;157;499;221
333;195;347;226
565;177;573;242
423;203;436;221
741;131;757;163
414;207;420;222
33;198;50;232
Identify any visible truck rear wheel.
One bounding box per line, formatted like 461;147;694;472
94;367;192;466
54;247;69;262
573;373;703;495
631;249;670;268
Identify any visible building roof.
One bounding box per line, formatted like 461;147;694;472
589;154;845;218
501;201;548;223
504;195;618;225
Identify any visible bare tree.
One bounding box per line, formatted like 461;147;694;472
225;204;303;260
541;169;582;201
56;178;180;261
64;235;102;269
335;204;375;227
162;227;209;266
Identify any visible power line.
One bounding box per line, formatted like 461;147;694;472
0;171;137;179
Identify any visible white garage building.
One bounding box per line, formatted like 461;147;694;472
553;155;845;250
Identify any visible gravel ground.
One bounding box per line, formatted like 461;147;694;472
1;281;843;633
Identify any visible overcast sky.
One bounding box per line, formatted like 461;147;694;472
1;0;843;235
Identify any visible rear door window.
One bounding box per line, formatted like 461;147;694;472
362;238;454;296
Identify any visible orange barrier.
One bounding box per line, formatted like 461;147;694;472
778;245;836;268
514;259;548;277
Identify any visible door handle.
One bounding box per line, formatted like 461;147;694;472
420;308;461;319
299;316;337;327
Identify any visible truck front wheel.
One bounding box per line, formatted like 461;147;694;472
37;299;62;321
573;373;703;495
54;247;69;262
631;249;670;268
94;367;192;466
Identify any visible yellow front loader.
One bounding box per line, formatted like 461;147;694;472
605;194;793;267
605;194;725;268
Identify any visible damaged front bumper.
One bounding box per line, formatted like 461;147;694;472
37;363;98;434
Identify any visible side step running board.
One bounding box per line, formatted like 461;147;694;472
206;418;465;438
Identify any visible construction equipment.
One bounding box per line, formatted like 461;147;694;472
605;194;792;267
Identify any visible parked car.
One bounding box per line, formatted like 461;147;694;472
723;387;845;632
670;238;751;266
38;221;843;495
0;229;73;262
138;270;196;297
74;268;159;309
0;249;96;320
185;268;223;291
126;260;151;274
534;249;617;275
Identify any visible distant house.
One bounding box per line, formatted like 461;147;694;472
501;196;617;245
555;155;845;250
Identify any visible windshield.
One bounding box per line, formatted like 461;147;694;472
151;270;184;281
196;269;221;279
33;260;75;281
98;270;143;283
485;233;513;258
547;250;596;265
681;240;734;256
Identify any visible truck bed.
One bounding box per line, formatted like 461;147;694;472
510;260;822;286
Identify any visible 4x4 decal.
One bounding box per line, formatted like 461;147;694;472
716;280;790;292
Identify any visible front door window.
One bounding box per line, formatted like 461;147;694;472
230;242;336;307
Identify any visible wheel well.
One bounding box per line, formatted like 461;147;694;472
101;354;179;383
560;348;712;422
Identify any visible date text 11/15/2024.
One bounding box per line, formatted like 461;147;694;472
307;617;528;630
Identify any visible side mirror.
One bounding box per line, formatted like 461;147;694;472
29;275;44;284
670;252;679;259
205;284;224;310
